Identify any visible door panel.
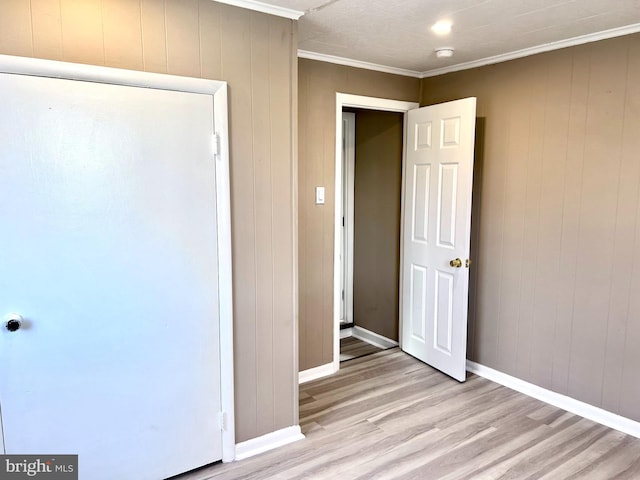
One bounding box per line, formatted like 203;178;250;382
415;121;432;149
435;270;454;354
0;72;222;479
409;264;428;341
401;98;476;382
412;163;430;243
437;163;458;248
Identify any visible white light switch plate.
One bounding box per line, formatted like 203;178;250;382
315;186;325;205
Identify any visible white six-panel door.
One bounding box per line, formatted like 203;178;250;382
401;98;477;382
0;68;225;479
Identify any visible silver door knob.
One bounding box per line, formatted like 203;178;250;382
5;313;23;332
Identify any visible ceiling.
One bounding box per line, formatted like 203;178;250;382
262;0;640;76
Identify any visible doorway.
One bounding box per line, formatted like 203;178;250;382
339;108;404;361
333;94;419;368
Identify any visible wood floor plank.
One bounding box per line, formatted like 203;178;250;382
568;436;640;480
536;428;628;480
610;455;640;480
457;418;603;479
340;336;384;361
177;348;640;480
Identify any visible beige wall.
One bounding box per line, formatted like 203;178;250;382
422;33;640;421
298;33;640;422
352;109;403;341
0;0;298;442
298;58;419;370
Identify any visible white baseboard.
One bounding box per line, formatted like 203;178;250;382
467;360;640;439
352;325;399;350
235;425;305;461
340;327;353;339
299;362;338;384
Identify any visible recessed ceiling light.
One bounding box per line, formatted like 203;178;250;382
431;20;452;35
435;48;454;59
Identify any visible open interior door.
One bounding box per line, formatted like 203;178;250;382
401;97;477;382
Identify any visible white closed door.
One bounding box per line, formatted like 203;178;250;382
0;72;222;479
401;98;476;382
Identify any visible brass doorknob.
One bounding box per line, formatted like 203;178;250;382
450;258;462;268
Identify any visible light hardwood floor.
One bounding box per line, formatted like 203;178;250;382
179;348;640;479
340;335;385;361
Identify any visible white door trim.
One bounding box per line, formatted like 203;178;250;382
0;54;236;462
333;93;419;371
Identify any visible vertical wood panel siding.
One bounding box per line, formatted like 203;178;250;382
421;33;640;421
0;0;297;442
298;59;419;370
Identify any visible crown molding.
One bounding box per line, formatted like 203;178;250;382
421;22;640;78
213;0;303;20
299;23;640;79
298;50;422;78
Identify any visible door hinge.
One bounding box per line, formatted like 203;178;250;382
342;289;345;300
212;133;220;159
342;216;345;227
218;411;227;431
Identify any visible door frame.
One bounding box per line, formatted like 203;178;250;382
0;54;236;462
332;93;419;371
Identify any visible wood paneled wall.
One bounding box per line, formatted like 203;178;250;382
0;0;298;442
352;109;404;342
298;59;419;370
421;33;640;421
